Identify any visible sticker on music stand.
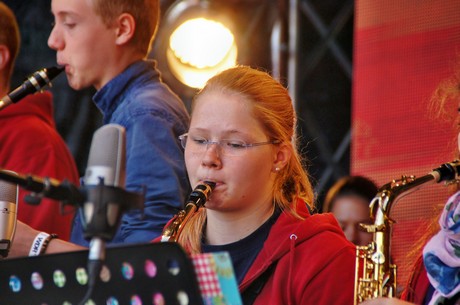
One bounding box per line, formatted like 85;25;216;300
130;294;142;305
168;259;180;276
145;259;157;278
100;264;111;282
177;290;189;305
31;272;44;290
53;270;66;287
153;292;165;305
121;262;134;280
76;267;88;285
9;275;21;292
106;296;119;305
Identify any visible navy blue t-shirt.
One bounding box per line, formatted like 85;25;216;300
202;208;281;284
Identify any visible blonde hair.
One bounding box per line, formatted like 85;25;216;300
404;62;460;300
0;2;20;87
427;59;460;172
91;0;159;55
178;66;315;253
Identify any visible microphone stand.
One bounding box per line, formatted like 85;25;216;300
76;178;144;305
0;169;83;205
78;238;105;305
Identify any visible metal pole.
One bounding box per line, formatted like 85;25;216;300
288;0;298;108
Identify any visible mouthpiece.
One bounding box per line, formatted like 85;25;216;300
430;160;460;183
43;65;65;80
187;181;216;207
0;65;65;111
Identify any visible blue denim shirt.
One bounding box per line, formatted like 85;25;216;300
70;60;191;245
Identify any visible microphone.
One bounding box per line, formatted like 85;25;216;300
0;172;18;258
82;123;128;241
0;66;64;111
83;124;126;188
82;123;145;265
78;123;140;305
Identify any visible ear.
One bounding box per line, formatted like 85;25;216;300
114;13;136;45
0;45;11;70
0;45;11;91
272;143;292;173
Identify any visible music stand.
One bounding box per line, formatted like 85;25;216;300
0;242;204;305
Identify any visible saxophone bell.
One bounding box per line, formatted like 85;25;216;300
354;160;460;304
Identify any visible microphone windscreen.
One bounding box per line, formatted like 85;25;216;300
0;179;17;204
84;124;126;188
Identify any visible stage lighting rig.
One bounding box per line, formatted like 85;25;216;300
153;0;238;90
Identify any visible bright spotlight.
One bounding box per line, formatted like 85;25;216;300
157;1;238;89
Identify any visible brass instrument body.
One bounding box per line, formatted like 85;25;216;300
354;160;460;304
161;181;216;242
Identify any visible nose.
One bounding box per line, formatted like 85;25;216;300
48;24;63;50
200;143;222;168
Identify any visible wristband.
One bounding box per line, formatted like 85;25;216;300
29;232;58;256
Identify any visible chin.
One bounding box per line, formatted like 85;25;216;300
67;78;80;90
69;80;87;91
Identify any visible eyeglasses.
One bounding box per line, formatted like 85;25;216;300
178;133;280;156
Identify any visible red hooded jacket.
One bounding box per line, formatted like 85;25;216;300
0;92;80;240
400;256;430;304
156;199;356;304
239;199;356;304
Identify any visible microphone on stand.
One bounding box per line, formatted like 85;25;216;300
82;123;127;242
0;66;64;111
78;123;143;305
0;172;18;258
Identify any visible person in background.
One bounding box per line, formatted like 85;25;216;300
322;175;378;246
9;65;356;304
47;0;191;245
0;1;79;240
360;62;460;305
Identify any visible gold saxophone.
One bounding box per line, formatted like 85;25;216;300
161;181;216;242
354;160;460;304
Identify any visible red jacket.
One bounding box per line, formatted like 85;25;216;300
401;255;430;304
0;92;80;240
241;199;356;305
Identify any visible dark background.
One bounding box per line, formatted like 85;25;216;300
3;0;353;209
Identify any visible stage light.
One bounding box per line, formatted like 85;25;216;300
156;0;238;89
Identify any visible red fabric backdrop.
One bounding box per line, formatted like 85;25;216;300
353;0;460;289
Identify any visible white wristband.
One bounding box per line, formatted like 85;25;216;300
29;232;53;256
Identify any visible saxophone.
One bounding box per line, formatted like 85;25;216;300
161;181;216;242
354;160;460;304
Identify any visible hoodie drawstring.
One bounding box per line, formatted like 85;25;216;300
288;234;298;305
